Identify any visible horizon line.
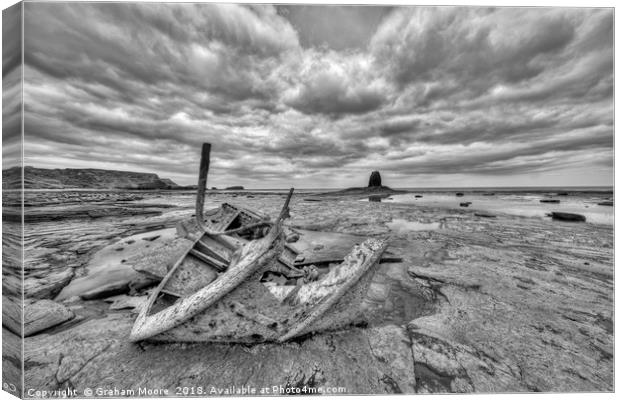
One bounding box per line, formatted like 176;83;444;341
10;184;614;192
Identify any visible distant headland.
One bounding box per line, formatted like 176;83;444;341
2;166;182;190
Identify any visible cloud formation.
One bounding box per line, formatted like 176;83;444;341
2;3;22;169
283;50;388;115
16;4;613;188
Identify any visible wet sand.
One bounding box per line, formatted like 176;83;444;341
2;190;614;395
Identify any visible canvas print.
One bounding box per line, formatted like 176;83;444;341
1;2;614;397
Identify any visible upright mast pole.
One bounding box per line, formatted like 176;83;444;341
195;143;211;230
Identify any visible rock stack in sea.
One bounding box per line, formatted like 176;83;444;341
310;170;404;197
368;171;382;187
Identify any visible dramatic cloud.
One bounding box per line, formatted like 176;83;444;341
283;50;388;115
2;3;22;170
15;4;613;188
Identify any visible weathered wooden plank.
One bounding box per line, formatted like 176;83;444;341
162;253;219;298
189;249;227;271
278;238;388;342
195;235;234;262
213;209;240;232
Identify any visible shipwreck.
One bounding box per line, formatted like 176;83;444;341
130;143;390;343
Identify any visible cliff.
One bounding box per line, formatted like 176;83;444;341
2;166;179;190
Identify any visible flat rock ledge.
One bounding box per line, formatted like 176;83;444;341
25;314;417;395
3;296;75;337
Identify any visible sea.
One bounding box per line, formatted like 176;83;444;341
14;186;615;225
149;186;614;226
381;187;614;226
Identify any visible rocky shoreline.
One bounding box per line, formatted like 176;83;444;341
2;191;614;395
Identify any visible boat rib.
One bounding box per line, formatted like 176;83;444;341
277;238;388;342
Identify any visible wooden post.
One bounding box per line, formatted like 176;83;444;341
195;143;211;230
279;188;294;220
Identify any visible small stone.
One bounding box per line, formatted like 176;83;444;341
366;283;390;302
142;235;161;242
474;211;496;218
286;233;300;243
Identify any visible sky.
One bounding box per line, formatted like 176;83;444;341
2;2;22;171
5;3;614;188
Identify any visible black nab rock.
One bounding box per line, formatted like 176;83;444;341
368;171;382;187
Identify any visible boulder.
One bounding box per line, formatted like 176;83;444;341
368;171;382;187
459;202;471;207
540;199;560;203
456;192;464;197
550;212;586;222
285;232;300;243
